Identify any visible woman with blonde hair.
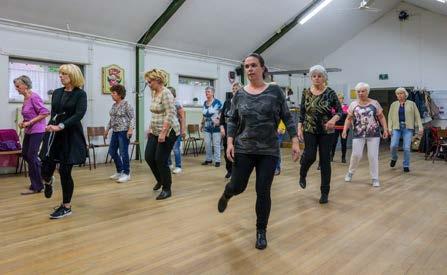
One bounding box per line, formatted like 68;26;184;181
40;64;88;219
388;87;423;172
343;82;389;187
145;69;180;200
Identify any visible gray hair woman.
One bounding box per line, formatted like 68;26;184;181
342;82;389;187
298;65;342;204
388;87;422;172
14;75;50;195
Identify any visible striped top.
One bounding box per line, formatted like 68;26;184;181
149;87;180;136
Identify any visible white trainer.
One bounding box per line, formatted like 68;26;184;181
117;174;131;183
344;172;353;182
172;167;182;174
109;173;121;180
372;179;380;187
169;164;174;170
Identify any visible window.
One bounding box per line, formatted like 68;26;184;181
8;58;83;103
178;76;214;106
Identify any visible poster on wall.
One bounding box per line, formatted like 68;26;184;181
431;91;447;120
102;64;124;94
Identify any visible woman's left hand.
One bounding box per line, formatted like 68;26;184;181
292;142;301;162
382;130;389;139
158;133;166;143
418;128;423;136
127;130;133;139
325;119;336;131
45;125;62;132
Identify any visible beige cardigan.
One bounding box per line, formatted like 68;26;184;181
388;100;423;131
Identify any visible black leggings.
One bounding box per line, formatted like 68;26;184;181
223;153;277;230
41;160;74;204
145;130;177;191
331;129;348;158
300;132;333;195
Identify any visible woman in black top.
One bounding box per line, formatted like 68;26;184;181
219;82;241;179
298;65;342;204
217;53;300;250
40;64;88;219
331;93;349;163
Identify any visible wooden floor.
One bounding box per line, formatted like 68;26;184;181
0;149;446;275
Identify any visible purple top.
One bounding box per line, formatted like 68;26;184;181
21;92;50;134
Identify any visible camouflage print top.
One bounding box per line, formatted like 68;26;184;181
227;84;297;157
299;87;342;135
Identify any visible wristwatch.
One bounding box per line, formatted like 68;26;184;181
58;123;65;130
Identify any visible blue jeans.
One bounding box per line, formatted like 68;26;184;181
275;133;284;171
108;131;130;174
167;135;182;168
390;127;413;168
204;131;221;163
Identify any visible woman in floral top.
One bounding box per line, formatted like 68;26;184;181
298;65;342;204
105;84;135;183
144;69;180;200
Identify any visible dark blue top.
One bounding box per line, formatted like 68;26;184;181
399;104;405;123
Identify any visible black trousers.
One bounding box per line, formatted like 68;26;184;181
331;129;348;158
145;130;177;191
300;132;333;195
222;135;232;174
223;153;277;230
41;160;74;204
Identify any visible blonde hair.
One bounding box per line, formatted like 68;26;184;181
144;69;167;86
395;87;408;98
59;64;84;88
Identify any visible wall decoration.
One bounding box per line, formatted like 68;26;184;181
102;64;124;94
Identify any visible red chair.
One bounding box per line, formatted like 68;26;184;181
0;129;25;174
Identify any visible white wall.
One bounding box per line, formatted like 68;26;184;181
323;2;447;92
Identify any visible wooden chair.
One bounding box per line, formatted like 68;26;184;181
0;129;26;175
105;138;142;163
183;124;204;157
432;129;447;163
86;126;109;169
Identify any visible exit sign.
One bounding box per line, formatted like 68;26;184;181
379;74;389;80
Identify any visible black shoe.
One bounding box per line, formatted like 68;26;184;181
218;193;230;213
49;205;72;219
403;167;410;172
44;176;54;199
319;194;328;204
317;165;321;170
225;172;232;179
341;156;346;163
330;155;334;162
201;160;212;165
156;190;171;200
153;182;162;191
390;160;397;168
215;162;221;167
255;229;267;250
299;177;306;189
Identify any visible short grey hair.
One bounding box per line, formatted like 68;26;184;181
355;82;370;94
309;65;328;80
395;87;408;98
205;86;215;93
14;75;32;89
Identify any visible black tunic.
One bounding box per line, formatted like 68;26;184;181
40;87;88;165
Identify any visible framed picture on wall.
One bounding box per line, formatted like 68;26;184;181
102;64;124;94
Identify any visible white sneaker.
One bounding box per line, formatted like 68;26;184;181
172;167;182;174
372;179;380;187
116;174;131;183
109;173;122;180
344;172;353;182
169;164;174;170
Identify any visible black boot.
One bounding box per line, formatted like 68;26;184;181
255;229;267;250
43;176;54;199
390;160;397;167
299;176;306;189
341;156;346;163
218;192;231;213
153;182;162;191
319;193;328;204
156;190;171;200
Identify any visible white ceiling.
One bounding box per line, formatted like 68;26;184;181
0;0;446;68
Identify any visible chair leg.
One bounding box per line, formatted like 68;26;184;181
138;143;142;163
183;140;189;156
92;147;97;169
130;143;135;161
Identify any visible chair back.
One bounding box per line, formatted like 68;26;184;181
0;129;21;151
86;126;107;145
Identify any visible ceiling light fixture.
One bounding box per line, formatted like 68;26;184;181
437;0;446;3
299;0;334;25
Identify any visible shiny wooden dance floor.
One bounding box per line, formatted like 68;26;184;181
0;149;446;274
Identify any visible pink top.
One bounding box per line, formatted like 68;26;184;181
21;92;50;134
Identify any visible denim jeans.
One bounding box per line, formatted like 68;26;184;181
167;135;182;168
390;126;414;168
204;131;221;163
108;131;130;175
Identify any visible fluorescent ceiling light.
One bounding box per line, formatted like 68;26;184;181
299;0;334;25
437;0;446;3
